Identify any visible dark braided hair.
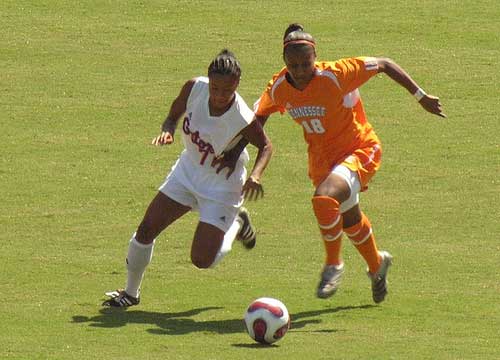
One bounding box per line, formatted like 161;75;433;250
283;23;305;40
283;23;316;55
207;49;241;78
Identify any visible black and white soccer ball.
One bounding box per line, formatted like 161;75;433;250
244;297;290;344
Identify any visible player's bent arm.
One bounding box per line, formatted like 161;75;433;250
376;58;446;118
255;114;270;128
219;114;271;163
159;79;196;136
240;119;273;183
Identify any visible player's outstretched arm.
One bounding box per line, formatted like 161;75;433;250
152;79;195;146
376;58;446;118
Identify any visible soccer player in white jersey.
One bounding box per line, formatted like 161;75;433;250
103;49;273;307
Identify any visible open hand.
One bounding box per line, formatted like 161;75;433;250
152;131;174;146
242;176;264;201
420;95;447;118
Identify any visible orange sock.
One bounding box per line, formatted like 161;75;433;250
344;213;381;273
312;196;343;266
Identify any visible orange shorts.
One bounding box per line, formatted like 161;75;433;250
340;143;382;191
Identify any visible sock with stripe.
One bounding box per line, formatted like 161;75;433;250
344;213;381;273
312;196;343;266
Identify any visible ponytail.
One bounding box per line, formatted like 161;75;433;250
208;49;242;78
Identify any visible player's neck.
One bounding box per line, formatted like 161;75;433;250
208;96;235;117
286;73;314;91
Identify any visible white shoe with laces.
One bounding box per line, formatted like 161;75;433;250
367;251;393;303
317;262;344;299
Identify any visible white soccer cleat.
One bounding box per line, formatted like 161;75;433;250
317;263;345;299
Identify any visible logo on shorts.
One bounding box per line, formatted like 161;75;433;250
219;216;226;223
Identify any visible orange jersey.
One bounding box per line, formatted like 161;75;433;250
255;57;381;187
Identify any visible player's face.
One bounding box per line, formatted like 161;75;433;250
208;74;239;112
284;46;316;90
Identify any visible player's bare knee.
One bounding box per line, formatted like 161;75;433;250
342;205;362;227
191;253;214;269
191;244;215;269
136;221;156;244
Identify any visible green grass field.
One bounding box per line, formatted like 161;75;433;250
2;1;499;359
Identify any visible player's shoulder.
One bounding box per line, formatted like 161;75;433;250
267;67;288;86
325;57;377;72
275;66;288;78
316;59;355;73
180;76;207;94
264;67;288;94
315;61;337;70
191;76;209;91
194;76;209;84
183;76;207;87
190;76;209;89
313;61;343;88
185;76;209;106
234;92;255;123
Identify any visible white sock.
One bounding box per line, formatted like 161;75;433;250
125;233;155;298
210;216;242;268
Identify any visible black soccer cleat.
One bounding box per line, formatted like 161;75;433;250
102;289;140;308
237;207;256;249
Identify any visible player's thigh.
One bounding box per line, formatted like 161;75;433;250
137;192;191;242
142;192;191;226
190;198;239;267
149;168;198;227
315;164;363;212
198;198;239;234
315;171;351;202
191;222;225;268
331;164;361;213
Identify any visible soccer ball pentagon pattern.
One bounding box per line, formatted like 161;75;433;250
244;297;291;344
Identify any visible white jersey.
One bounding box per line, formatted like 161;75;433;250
165;77;254;205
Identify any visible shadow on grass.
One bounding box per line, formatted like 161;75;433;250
290;304;375;333
72;306;242;335
72;304;374;337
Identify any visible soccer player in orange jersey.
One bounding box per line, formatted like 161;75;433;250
253;24;446;303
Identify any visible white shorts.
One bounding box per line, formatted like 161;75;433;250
331;164;361;213
158;156;243;233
